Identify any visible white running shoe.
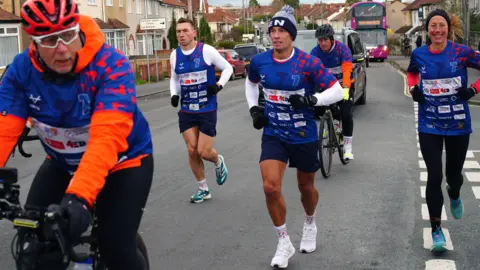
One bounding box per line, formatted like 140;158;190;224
300;223;317;253
270;236;295;268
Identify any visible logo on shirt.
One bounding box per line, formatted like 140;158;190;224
194;58;200;68
450;61;458;72
29;94;41;111
421;66;426;74
179;63;184;70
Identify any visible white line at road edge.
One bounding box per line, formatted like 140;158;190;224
423;228;454;250
396;68;411;97
425;259;457;270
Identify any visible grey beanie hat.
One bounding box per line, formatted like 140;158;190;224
268;5;297;41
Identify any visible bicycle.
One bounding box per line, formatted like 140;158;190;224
0;168;150;270
316;102;349;178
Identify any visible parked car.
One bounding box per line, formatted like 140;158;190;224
293;27;367;106
216;49;247;80
233;43;268;72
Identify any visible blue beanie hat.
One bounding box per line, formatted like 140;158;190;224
268;5;297;41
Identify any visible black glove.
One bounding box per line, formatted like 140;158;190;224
207;84;223;96
249;106;268;130
58;194;92;242
456;87;476;101
171;95;179;107
409;85;424;104
288;94;318;109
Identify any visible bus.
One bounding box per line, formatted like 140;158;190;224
347;1;389;61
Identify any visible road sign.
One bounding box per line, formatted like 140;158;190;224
140;18;166;30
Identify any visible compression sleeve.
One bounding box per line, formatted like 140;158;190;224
245;77;260;109
169;50;180;97
313;81;343;106
66;53;135;207
466;47;480;93
407;72;419;88
204;44;233;87
407;49;420;88
340;44;353;88
0;61;28;167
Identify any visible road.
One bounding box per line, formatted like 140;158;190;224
1;61;480;269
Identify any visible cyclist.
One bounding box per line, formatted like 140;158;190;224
169;18;232;203
407;9;480;252
0;0;153;268
310;23;355;160
245;5;343;268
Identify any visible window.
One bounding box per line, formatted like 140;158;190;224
119;0;123;7
155;2;159;15
136;0;141;14
88;0;95;4
147;0;152;15
137;36;144;55
104;31;127;55
106;0;113;6
127;0;131;13
0;25;20;67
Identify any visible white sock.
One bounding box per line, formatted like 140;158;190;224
274;224;288;239
198;179;208;190
344;136;353;153
215;155;222;168
305;212;316;226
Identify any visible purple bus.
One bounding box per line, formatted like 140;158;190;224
347;1;389;61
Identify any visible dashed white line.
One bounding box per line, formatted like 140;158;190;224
420;172;428;181
423;228;454;250
418;150;475;158
425;259;457;270
421;186;426;198
472;186;480;199
422;204;447;220
465;172;480;182
419;160;480;169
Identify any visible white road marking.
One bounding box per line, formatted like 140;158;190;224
465;172;480;182
418;150;475;158
421;186;426;198
419;160;480;169
423;228;454;250
422;204;447;220
425;259;457;270
472;186;480;199
421;172;427;182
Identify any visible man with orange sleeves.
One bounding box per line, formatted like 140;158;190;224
0;0;153;268
310;24;355;160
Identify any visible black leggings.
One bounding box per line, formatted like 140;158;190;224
25;155;154;270
419;132;469;227
339;100;353;137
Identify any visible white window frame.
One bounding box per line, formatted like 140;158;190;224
119;0;123;7
106;0;113;7
155;1;158;15
127;0;131;13
0;24;21;68
88;0;96;4
103;30;127;55
136;0;141;14
147;0;152;15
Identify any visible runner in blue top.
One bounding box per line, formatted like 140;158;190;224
407;9;480;253
245;5;343;268
169;18;233;203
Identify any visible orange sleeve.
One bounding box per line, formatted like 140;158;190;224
66;111;133;206
0;115;26;167
341;62;353;89
407;72;419;88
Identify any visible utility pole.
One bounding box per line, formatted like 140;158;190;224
466;0;470;46
188;0;193;20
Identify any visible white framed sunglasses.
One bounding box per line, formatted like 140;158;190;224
31;24;80;49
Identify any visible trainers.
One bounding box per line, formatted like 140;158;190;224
215;155;228;185
271;236;295;268
190;188;211;203
344;152;354;160
431;227;447;253
300;223;317;253
447;185;463;219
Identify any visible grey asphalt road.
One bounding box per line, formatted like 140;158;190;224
1;62;479;270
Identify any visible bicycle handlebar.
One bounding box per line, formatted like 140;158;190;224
16;127;40;158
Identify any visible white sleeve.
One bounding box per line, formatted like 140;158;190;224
169;50;180;97
245;77;259;109
203;45;234;87
313;81;343;106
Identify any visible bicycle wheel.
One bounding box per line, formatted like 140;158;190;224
94;233;149;270
318;115;333;178
336;122;349;165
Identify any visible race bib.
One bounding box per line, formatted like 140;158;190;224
31;118;89;154
422;76;461;96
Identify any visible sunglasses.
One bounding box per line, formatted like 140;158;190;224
31;25;80;49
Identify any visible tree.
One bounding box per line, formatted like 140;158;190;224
283;0;299;9
167;10;178;49
345;0;362;6
249;0;260;7
198;16;214;45
271;0;285;13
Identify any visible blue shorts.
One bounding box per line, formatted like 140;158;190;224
178;110;217;137
260;135;319;173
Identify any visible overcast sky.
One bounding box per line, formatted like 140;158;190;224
207;0;347;7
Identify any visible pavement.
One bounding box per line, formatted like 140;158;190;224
135;79;170;98
387;55;480;105
3;63;480;269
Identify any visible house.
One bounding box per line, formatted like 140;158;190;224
206;9;237;41
0;0;25;67
386;0;407;34
401;0;442;45
330;9;349;30
127;0;186;56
